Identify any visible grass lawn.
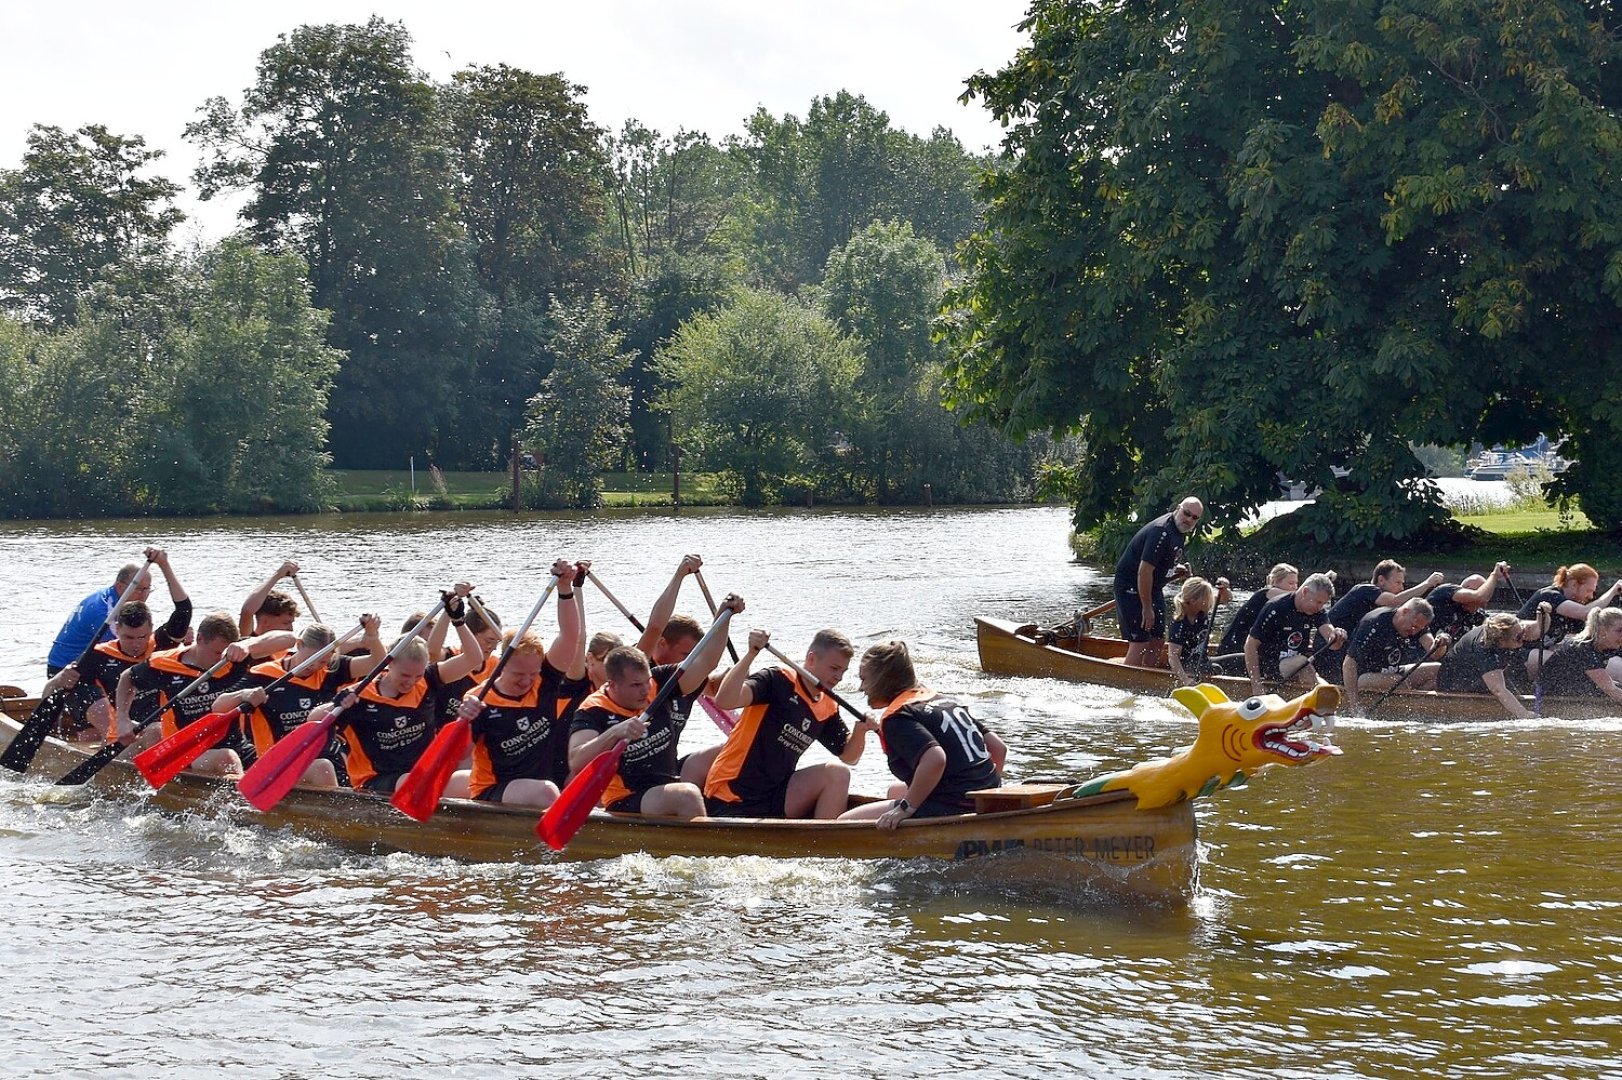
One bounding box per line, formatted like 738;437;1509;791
328;470;728;510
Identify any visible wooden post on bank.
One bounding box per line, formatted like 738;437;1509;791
510;430;521;513
671;444;683;510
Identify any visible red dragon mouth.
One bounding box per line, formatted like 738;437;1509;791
1254;706;1341;762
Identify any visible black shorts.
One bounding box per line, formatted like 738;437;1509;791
606;790;646;814
1114;589;1165;643
472;779;515;803
913;793;976;819
359;771;408;795
705;785;789;819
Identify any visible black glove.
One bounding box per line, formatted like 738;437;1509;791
443;591;467;624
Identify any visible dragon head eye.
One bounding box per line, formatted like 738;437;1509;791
1238;697;1268;720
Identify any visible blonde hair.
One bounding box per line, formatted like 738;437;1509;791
393;637;430;666
860;640;917;705
1576;605;1622;644
1173;577;1214;621
587;631;622;659
1481;612;1522;649
1266;563;1299;588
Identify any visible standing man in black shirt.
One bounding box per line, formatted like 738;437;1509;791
1113;496;1203;667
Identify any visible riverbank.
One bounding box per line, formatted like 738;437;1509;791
330;469;733;511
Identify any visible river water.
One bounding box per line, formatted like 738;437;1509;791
0;507;1616;1078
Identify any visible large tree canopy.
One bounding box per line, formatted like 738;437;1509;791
947;0;1622;542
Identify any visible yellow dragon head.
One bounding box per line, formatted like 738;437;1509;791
1070;683;1341;809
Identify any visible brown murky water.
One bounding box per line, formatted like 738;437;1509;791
0;507;1616;1078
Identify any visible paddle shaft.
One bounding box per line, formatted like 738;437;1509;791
586;571;646;633
693;569;739;663
291;573;322;624
762;642;868;725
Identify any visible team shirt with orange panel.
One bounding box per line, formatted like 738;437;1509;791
466;658;576;799
568;663;699;809
124;647;251;741
879;688;1000;818
237;655;364;755
338;664;451;792
704;666;849;817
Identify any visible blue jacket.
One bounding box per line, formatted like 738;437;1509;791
47;585;119;669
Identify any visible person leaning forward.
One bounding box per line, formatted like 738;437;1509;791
1244;573;1345;696
1113;497;1202;667
837;639;1006;830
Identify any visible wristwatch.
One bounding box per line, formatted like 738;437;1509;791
894;798;912;813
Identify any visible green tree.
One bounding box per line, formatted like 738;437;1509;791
522;294;633;509
187;18;470;469
657;288;862;504
142;241;342;513
733;91;981;290
607;122;749;469
446;64;613;466
0;124;183;325
948;0;1622;541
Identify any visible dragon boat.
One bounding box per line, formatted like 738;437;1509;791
975;616;1614;722
0;682;1339;905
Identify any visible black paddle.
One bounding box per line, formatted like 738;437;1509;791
53;657;232;786
3;560;151;773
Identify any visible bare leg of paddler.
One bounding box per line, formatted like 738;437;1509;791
189;747;242;777
785;761;851;820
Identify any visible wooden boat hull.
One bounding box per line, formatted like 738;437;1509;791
0;702;1199;904
974;616;1611;722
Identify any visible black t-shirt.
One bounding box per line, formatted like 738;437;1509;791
881;692;1000;812
1428;583;1486;642
469;659;574;792
1248;593;1327;673
1327;584;1383;634
569;663;700;796
1217;590;1270;656
1436;626;1513;693
1167;610;1211;669
1347;608;1424;674
1519;586;1586;648
1112;513;1185;596
1538;639;1612;697
706;667;849;806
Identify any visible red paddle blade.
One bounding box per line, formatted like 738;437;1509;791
390;718;471;822
238;717;337;811
536;740;625;851
133;709;238;789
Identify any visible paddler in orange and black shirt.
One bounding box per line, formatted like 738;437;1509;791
311;586;485;795
837;640;1007;830
704;627;878;819
567;593;745;820
209;615;386;789
442;558;585;806
114;612;296;775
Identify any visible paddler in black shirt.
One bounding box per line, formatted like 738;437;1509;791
1244;573;1345;695
1341;598;1440;713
